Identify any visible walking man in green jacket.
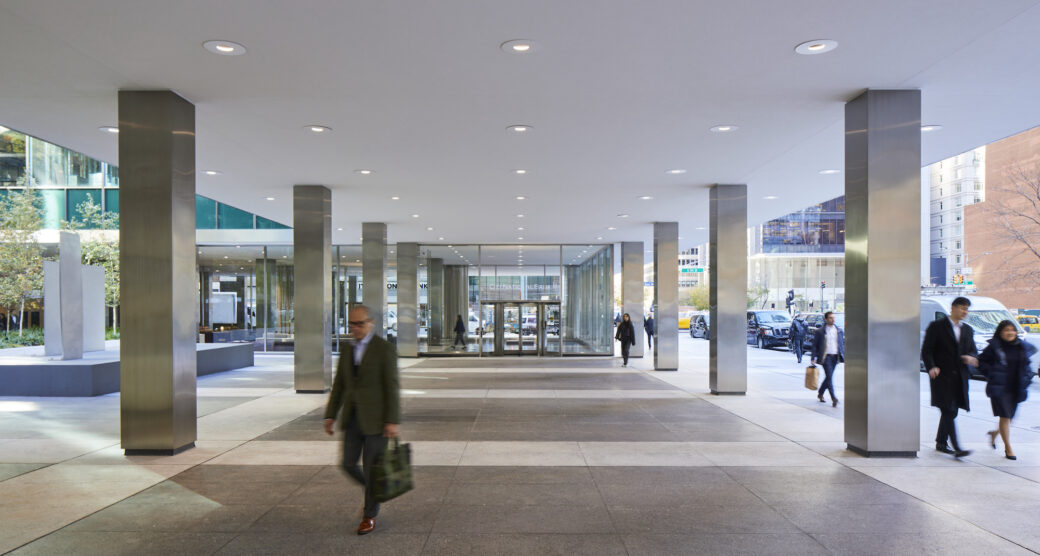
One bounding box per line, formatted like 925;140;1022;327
324;305;401;535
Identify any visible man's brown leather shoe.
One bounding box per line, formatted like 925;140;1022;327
357;518;375;535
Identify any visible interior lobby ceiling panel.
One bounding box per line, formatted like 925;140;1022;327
2;0;1040;249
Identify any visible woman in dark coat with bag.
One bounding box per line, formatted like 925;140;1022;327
615;313;635;367
979;320;1036;460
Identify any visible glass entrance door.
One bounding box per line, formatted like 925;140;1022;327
519;303;538;354
543;303;561;355
502;303;522;354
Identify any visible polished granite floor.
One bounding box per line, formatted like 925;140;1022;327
3;336;1040;555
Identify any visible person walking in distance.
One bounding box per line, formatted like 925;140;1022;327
453;314;466;350
979;320;1035;460
922;296;979;458
810;311;844;407
615;313;636;367
791;315;808;364
644;314;655;350
324;305;401;535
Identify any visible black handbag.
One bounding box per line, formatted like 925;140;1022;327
372;438;414;503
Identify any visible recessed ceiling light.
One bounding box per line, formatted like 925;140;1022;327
607;226;616;231
265;197;275;201
355;169;373;175
710;125;739;133
507;124;532;133
203;40;247;56
438;236;444;241
305;125;332;133
204;170;222;176
391;196;400;200
794;39;838;55
98;126;119;134
921;125;943;132
596;236;603;240
501;39;538;53
819;169;841;175
514;169;527;175
517;237;524;240
516;214;524;218
696;226;706;230
337;227;343;231
763;195;779;200
411;214;420;218
515;196;526;200
426;226;434;231
638;196;653;201
667;169;687;175
617;213;629;218
517;227;525;231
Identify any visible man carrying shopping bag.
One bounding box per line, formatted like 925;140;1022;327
324;305;402;535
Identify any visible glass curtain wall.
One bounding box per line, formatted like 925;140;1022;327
420;245;478;354
197;245;294;352
562;245;613;355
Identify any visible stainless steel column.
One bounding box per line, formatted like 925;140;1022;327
444;265;469;336
362;222;387;336
709;184;748;394
845;89;921;456
118;90;196;455
621;241;645;358
397;243;419;357
293;185;332;392
428;258;444;345
653;222;679;370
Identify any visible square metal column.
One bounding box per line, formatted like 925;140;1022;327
362;222;387;337
653;222;679;370
293;185;332;393
397;243;419;357
428;258;444;346
845;89;921;456
621;241;645;358
118;90;196;455
709;184;748;394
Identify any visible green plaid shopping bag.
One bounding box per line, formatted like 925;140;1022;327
372;438;414;503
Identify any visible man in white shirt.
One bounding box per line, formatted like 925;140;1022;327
811;311;845;407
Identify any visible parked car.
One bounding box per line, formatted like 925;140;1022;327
747;310;793;349
690;313;710;339
678;311;694;330
1018;315;1040;333
920;295;1040;380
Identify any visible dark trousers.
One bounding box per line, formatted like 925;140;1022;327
818;354;838;401
453;332;465;347
646;332;653;349
792;337;804;363
620;341;631;365
342;410;388;519
936;407;962;450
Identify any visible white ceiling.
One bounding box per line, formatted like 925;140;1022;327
2;0;1040;251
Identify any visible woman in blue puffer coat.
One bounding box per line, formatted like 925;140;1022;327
979;320;1036;460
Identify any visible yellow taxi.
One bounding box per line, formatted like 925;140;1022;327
678;311;694;330
1017;315;1040;333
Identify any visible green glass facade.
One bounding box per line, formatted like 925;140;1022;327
0;125;289;231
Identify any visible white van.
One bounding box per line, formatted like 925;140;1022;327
921;295;1039;377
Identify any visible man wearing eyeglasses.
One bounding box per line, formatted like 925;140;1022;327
324;305;401;535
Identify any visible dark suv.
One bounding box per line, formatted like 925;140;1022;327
747;310;793;349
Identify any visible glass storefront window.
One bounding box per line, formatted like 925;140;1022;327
104;163;118;187
0;127;27;186
68;152;103;186
197;245;261;347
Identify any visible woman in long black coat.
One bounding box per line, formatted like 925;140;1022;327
615;313;635;367
979;320;1036;460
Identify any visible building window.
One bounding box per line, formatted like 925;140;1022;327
955;241;961;249
956;255;961;264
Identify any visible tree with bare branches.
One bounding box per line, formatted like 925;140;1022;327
978;164;1040;291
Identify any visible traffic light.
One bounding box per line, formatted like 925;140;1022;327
785;289;795;309
821;281;826;289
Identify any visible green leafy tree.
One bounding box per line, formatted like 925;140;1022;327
0;190;43;335
747;285;770;309
686;284;710;311
63;198;120;329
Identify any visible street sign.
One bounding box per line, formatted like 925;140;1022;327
680;267;705;273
